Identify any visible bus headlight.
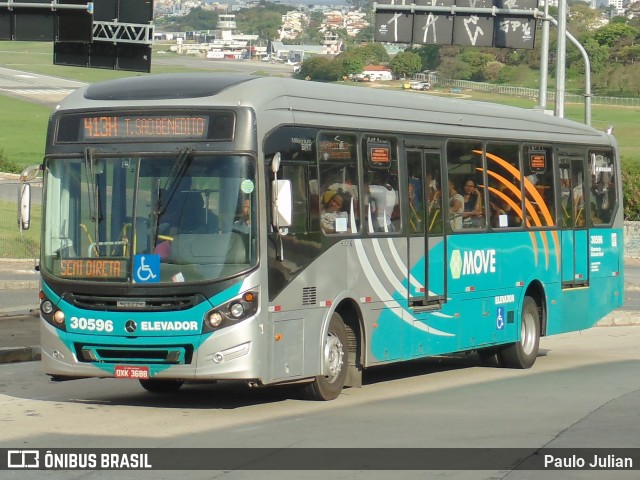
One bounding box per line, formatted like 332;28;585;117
41;300;54;314
53;310;65;325
206;311;224;329
202;290;259;333
229;302;244;319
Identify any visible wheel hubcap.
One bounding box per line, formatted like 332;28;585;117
323;331;344;383
521;311;536;355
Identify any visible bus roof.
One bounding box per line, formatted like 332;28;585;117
59;73;612;146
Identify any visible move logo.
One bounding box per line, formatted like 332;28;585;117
450;249;497;280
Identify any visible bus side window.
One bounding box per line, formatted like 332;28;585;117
589;151;616;225
406;151;424;234
362;135;399;234
523;145;556;228
318;132;359;235
446;140;483;232
486;143;523;229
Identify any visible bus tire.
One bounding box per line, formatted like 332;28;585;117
139;379;184;393
500;296;540;369
304;312;349;401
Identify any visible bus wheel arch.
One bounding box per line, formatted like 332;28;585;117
499;283;545;369
303;310;349;400
335;299;364;388
303;299;364;400
524;280;547;337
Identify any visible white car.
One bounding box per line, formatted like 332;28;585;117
410;82;430;91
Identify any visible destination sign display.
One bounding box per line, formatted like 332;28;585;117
55;259;128;279
81;115;209;140
55;111;235;143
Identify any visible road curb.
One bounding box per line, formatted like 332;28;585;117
0;346;41;363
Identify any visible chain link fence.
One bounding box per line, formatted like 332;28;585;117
0;175;40;315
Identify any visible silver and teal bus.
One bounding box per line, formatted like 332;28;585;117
21;74;623;400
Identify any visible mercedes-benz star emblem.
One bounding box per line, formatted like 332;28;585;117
125;320;137;333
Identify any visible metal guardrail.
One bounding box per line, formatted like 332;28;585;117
413;74;640;107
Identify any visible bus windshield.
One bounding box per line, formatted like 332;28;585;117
41;153;257;284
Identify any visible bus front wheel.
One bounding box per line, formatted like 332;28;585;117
500;296;540;369
139;379;184;393
304;312;349;401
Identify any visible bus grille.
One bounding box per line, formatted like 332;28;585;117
64;293;205;312
75;344;194;365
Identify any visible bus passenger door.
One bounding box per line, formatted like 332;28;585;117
559;157;589;287
406;149;445;307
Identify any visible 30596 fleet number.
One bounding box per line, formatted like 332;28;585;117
69;316;114;332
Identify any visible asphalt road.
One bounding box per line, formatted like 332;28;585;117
0;65;85;106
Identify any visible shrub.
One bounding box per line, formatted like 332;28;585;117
0;149;21;174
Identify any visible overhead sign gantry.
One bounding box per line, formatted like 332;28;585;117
0;0;154;72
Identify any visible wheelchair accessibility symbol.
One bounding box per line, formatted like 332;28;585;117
134;254;160;283
496;307;505;330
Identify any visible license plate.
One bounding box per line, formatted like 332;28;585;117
114;365;150;379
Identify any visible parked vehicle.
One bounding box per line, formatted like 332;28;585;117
410;82;430;91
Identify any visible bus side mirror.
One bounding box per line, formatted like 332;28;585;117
272;179;292;229
18;183;31;231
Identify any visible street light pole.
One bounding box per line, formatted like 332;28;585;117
538;0;550;111
555;0;568;118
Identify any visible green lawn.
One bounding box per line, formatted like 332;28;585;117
0;200;41;258
0;96;50;170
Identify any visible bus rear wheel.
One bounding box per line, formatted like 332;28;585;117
500;296;540;369
139;379;184;393
304;312;349;401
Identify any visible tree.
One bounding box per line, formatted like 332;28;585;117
459;49;494;81
298;56;343;82
618;45;640;65
629;64;640;97
156;7;218;32
438;56;473;80
567;38;609;75
390;51;422;78
235;2;291;41
341;56;365;76
410;45;440;71
567;4;603;36
484;61;505;82
345;43;389;65
592;23;639;49
609;65;633;94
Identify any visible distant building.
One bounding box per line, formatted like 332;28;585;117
362;65;393;81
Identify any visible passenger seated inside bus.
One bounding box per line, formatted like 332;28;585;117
321;192;349;234
448;181;464;231
461;178;484;228
408;180;423;233
490;197;522;228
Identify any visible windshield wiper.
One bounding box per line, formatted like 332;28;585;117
84;148;100;222
154;147;195;217
84;147;102;255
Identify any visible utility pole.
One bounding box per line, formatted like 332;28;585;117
538;0;550;112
